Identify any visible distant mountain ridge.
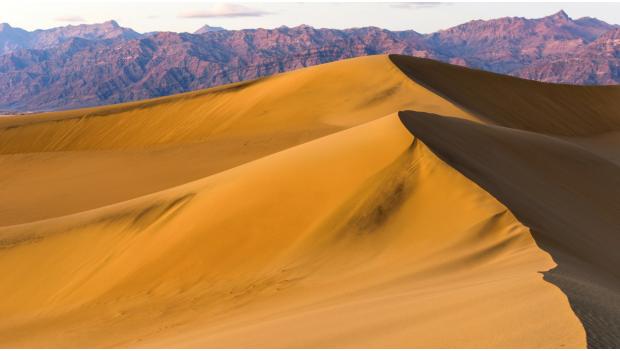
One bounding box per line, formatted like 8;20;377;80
194;25;226;34
0;20;141;55
1;10;619;112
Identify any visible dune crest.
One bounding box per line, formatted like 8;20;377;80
0;55;473;227
1;54;619;347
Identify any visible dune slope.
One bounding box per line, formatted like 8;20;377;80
390;55;620;347
0;55;474;226
1;54;619;347
390;54;620;136
0;115;583;347
399;111;620;348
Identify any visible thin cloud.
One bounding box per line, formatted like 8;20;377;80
179;3;270;19
54;15;86;22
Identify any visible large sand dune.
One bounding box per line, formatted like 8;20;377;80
0;54;618;347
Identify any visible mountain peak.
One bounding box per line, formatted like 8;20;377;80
103;20;120;28
194;25;226;34
548;10;571;22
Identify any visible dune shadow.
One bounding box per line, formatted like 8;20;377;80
398;110;620;348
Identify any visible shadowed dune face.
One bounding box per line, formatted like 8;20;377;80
390;54;620;136
0;54;618;347
399;111;620;348
390;55;620;346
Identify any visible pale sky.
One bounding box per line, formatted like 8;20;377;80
2;1;620;34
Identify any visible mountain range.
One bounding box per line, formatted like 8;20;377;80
1;10;619;112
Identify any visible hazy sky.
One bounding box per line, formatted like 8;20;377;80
3;1;620;34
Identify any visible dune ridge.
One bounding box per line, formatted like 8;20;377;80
399;111;620;348
0;54;618;347
391;54;620;348
0;55;475;227
389;55;620;136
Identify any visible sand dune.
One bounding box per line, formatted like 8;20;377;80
399;111;620;348
0;54;618;347
390;55;620;136
0;55;473;226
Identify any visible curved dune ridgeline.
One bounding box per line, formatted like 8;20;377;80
398;112;620;348
389;54;620;136
0;55;474;226
0;54;618;347
390;55;620;348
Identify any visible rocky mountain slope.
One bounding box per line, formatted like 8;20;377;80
0;20;140;54
0;11;618;112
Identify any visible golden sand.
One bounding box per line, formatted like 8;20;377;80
1;54;618;347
